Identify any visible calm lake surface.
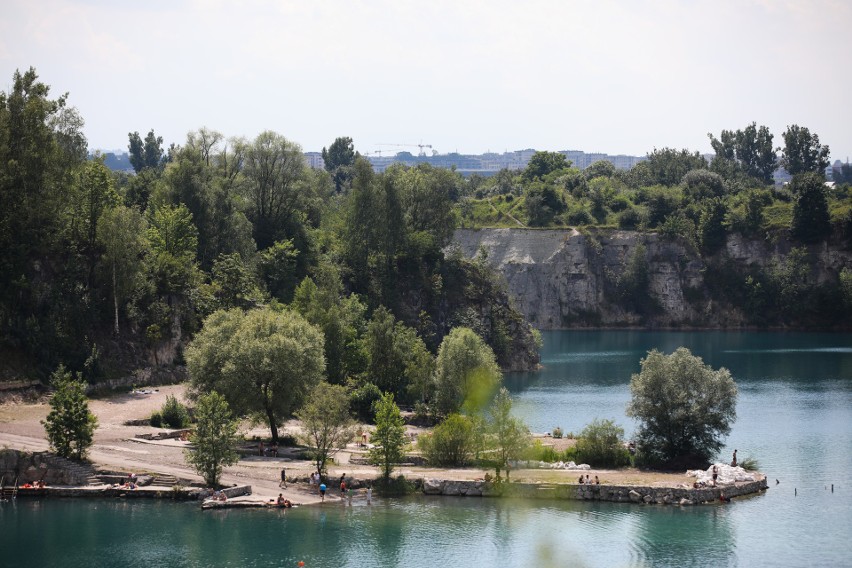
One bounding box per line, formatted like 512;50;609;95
3;331;852;567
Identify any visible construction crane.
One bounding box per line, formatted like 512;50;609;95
376;142;436;157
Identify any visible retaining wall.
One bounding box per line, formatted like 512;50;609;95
421;477;768;505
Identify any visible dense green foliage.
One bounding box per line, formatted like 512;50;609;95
627;348;737;467
0;67;539;392
369;392;406;481
42;365;98;460
185;307;326;442
159;395;190;429
184;391;240;486
432;327;502;418
418;413;478;466
573;418;631;468
296;382;355;477
488;387;530;479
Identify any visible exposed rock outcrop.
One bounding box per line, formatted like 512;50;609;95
453;228;852;329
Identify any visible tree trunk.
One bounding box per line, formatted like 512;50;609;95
267;406;278;443
112;260;120;336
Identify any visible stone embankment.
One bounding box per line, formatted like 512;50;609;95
421;476;768;505
1;450;96;486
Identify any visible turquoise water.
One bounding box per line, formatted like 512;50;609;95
3;331;852;567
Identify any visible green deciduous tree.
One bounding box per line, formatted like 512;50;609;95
242;130;309;250
184;391;240;486
626;347;737;467
146;203;200;294
322;136;357;193
433;327;501;418
98;204;149;335
369;392;406;481
645;148;707;187
363;306;433;402
488;387;530;479
42;365;98;460
523;151;570;182
790;173;831;243
780;125;830;176
297;382;356;477
525;181;566;226
708;122;777;184
186;307;326;442
128;129;164;173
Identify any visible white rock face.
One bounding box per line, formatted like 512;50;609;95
452;228;852;329
453;229;703;328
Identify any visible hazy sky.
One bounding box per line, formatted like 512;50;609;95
2;0;850;159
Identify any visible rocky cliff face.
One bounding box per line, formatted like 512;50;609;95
453;229;852;329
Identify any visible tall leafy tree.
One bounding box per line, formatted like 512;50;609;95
146;203;199;294
369;392;406;482
186;307;326;442
97;204;149;335
780;125;830;176
488;387;529;480
184;391;240;486
42;365;98;460
398;163;457;251
68;159;119;287
523;151;570;182
363;306;432;402
242;130;308;250
627;347;737;467
322;136;357;193
645;148;707;186
433;327;501;417
128;129;164;173
708;122;777;184
0;68;85;342
790;173;831;243
297;382;355;477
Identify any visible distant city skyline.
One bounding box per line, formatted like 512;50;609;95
6;1;849;161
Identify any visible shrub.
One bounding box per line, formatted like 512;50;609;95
552;426;563;439
161;395;190;428
573;419;631;468
566;206;593;226
618;207;643;229
740;456;759;471
419;414;476;466
150;411;163;428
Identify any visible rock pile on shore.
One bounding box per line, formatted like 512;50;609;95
687;463;756;485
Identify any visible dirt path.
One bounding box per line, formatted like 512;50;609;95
0;384;694;506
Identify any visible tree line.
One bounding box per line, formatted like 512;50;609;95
0;67;538;389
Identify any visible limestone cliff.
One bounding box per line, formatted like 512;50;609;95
453;228;852;329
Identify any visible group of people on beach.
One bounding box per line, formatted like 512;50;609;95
578;474;599;485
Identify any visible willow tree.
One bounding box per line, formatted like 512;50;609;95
186;307;325;442
432;327;501;418
627;347;737;467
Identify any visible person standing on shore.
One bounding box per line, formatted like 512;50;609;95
731;449;738;467
279;468;286;488
319;482;327;502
